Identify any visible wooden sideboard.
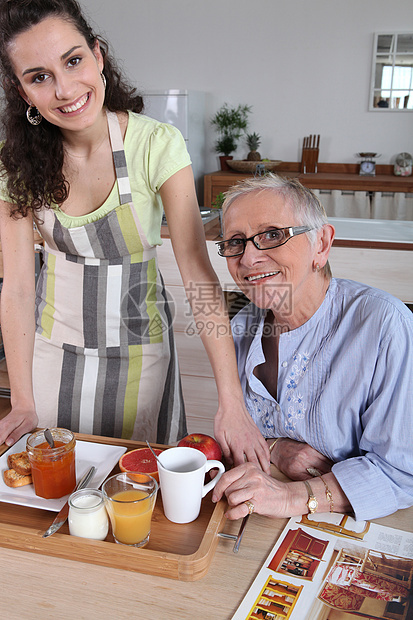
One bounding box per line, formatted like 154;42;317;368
204;165;413;213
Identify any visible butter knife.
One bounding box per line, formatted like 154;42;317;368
218;513;250;553
42;466;96;538
233;514;249;554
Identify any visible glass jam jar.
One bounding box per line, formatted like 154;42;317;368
68;488;109;540
26;428;76;499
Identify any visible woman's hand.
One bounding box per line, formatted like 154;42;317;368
215;398;271;474
0;405;38;447
212;462;298;520
270;437;334;480
212;461;351;519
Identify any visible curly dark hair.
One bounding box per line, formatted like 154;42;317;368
0;0;144;217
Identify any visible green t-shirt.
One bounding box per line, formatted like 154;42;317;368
0;111;192;246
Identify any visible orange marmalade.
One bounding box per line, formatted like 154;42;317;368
26;429;76;499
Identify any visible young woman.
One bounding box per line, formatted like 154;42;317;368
0;0;269;470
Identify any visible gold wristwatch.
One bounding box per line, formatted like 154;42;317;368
304;480;318;514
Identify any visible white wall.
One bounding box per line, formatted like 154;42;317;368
83;0;413;172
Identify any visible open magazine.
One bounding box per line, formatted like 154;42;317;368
233;512;413;620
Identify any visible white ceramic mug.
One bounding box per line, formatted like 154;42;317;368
157;447;225;524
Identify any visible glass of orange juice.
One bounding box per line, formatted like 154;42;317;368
102;472;158;547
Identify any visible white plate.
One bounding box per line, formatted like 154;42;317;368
0;434;126;512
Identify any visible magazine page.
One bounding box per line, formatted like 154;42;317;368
233;512;413;620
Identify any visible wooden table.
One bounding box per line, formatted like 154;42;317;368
1;417;412;619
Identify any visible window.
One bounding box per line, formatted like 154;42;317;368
370;33;413;111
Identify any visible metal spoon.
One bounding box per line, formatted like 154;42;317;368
146;440;167;469
44;428;55;448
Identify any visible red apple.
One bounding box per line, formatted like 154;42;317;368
178;433;222;461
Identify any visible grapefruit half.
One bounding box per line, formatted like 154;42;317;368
119;447;163;482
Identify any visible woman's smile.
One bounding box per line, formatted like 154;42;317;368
245;270;281;283
58;92;90;115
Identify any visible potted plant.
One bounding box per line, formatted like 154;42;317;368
246;132;262;161
211;103;251;170
211;191;226;210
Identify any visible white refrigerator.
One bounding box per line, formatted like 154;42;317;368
143;90;206;204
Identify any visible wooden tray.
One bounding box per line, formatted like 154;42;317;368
0;433;227;581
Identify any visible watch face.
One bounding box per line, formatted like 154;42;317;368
308;498;318;512
360;160;376;175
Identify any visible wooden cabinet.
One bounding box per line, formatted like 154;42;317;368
268;527;329;581
292;529;328;558
252;579;302;620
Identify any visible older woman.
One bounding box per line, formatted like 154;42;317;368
212;174;413;522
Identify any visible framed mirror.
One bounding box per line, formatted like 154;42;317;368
370;32;413;111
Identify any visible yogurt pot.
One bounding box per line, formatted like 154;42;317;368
68;488;109;540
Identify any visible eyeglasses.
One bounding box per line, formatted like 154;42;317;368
216;226;313;257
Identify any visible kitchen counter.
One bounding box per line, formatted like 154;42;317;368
330;217;413;250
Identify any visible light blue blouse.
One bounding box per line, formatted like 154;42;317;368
231;278;413;521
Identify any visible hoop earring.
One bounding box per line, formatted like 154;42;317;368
26;104;42;126
101;72;106;89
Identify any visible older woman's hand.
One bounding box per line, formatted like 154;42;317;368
212;461;352;518
212;462;297;520
271;438;334;480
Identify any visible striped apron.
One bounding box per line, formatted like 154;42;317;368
33;111;186;443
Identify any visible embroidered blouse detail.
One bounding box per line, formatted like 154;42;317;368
285;350;310;434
